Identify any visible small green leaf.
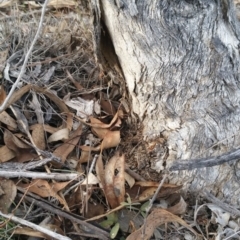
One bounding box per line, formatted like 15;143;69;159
100;219;115;228
110;222;120;239
140;201;150;213
107;212;118;222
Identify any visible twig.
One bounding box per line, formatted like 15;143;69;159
0;211;71;240
125;167;146;182
17;189;110;240
0;171;80;181
169;148;240;171
143;174;168;238
0;0;49;113
202;190;240;217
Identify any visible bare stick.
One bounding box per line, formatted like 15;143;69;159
143;174;168;237
0;171;80;181
17;189;110;240
202;190;240;217
169;148;240;171
0;0;49;113
0;211;71;240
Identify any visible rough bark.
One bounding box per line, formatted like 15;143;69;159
92;0;240;204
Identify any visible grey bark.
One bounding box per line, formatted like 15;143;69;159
92;0;240;205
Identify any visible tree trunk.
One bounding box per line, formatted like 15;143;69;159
91;0;240;204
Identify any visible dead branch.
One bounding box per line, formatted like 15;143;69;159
0;171;80;181
17;189;110;240
0;211;71;240
169;148;240;171
202;190;240;217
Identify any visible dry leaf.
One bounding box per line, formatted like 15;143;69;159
0;0;13;8
81;173;99;185
113;152;125;204
4;129;30;153
32;124;46;150
124;172;135;188
64;94;94;118
17;179;67;206
0;179;17;213
30;124;60;134
96;153;105;188
13;227;49;239
48;0;77;9
167;196;187;215
0;85;7;105
48;128;69;143
126;209;197;240
79;149;91;163
0;111;17;129
101;131;120;150
53;124;82;163
104;152;125;208
0;145;16;162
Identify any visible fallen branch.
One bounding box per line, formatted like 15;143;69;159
0;171;80;181
0;211;71;240
169;148;240;171
17;189;110;240
202;190;240;217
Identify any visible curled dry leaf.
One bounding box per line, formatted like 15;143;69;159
101;131;120;150
32;124;46;150
126;209;197;240
167;196;187;215
64;94;94;118
48;128;69;143
0;178;17;213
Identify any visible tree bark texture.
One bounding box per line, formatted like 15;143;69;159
92;0;240;204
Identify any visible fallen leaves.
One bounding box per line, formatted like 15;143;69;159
126;208;197;240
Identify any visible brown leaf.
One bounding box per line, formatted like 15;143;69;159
113;152;125;204
0;146;16;162
104;151;125;208
17;179;67;206
0;86;6;105
96;153;105;187
0;179;17;213
53;124;82;163
13;227;49;239
7;85;32;109
126;209;197;240
48;128;69;143
32;124;46;150
101;130;120;150
167;196;187;215
0;111;17;129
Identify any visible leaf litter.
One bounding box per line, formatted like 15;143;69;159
0;1;237;240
